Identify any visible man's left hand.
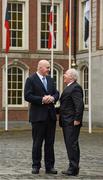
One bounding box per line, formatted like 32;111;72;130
74;120;80;126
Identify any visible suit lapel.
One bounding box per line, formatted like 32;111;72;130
60;81;76;100
34;73;47;92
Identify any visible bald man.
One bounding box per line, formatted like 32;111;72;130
24;60;59;174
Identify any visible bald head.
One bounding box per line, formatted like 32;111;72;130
37;60;50;76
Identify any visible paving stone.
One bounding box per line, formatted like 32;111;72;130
0;129;103;180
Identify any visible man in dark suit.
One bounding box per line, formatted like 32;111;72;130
59;68;84;176
24;60;59;174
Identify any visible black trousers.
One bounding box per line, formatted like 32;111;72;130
31;119;56;170
62;124;81;170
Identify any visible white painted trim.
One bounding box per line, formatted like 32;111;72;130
2;61;29;108
2;0;29;51
37;0;63;51
100;0;103;46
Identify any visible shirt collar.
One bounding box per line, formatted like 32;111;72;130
37;72;46;81
67;81;74;87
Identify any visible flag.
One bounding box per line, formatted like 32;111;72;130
84;0;90;48
5;1;10;53
65;0;69;47
48;4;55;49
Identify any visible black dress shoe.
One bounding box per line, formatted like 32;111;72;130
32;168;39;174
62;168;79;176
46;168;58;174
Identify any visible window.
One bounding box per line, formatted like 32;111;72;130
79;0;88;50
8;3;23;47
38;0;63;50
40;4;57;49
2;62;29;107
2;0;29;50
8;67;23;105
100;0;103;47
82;66;88;106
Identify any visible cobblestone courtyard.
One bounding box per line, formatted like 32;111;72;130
0;128;103;180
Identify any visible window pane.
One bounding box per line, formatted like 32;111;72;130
12;67;17;73
12;31;16;38
12;98;16;104
18;22;22;29
12;82;16;89
8;3;11;11
41;14;45;22
18;31;22;38
8;68;11;74
18;91;22;97
8;75;11;81
12;12;17;20
8;82;11;89
8;98;11;104
18;39;22;47
41;23;46;30
18;68;22;74
8;90;11;97
12;39;16;46
12;75;16;81
12;90;16;97
12;4;16;11
41;5;46;13
18;13;22;20
12;22;16;29
18;98;22;104
18;4;22;12
18;83;22;89
41;40;45;48
18;75;22;81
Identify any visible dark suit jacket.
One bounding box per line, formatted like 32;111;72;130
24;73;59;123
59;81;84;127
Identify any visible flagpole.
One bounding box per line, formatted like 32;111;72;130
88;0;92;133
69;0;72;68
4;0;10;131
51;0;54;78
5;54;8;131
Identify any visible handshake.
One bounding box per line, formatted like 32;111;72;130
42;95;54;104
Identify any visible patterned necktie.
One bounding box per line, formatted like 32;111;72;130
42;77;47;90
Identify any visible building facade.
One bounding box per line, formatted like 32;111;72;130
0;0;103;127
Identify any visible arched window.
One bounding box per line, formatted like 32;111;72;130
2;61;29;107
8;67;23;105
82;66;88;106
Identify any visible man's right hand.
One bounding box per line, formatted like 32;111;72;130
42;95;54;104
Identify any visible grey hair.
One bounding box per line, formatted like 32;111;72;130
66;68;79;81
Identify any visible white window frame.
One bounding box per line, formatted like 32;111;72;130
53;66;63;107
100;0;103;47
82;66;88;108
2;0;29;51
2;62;29;108
37;0;63;51
78;0;88;50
